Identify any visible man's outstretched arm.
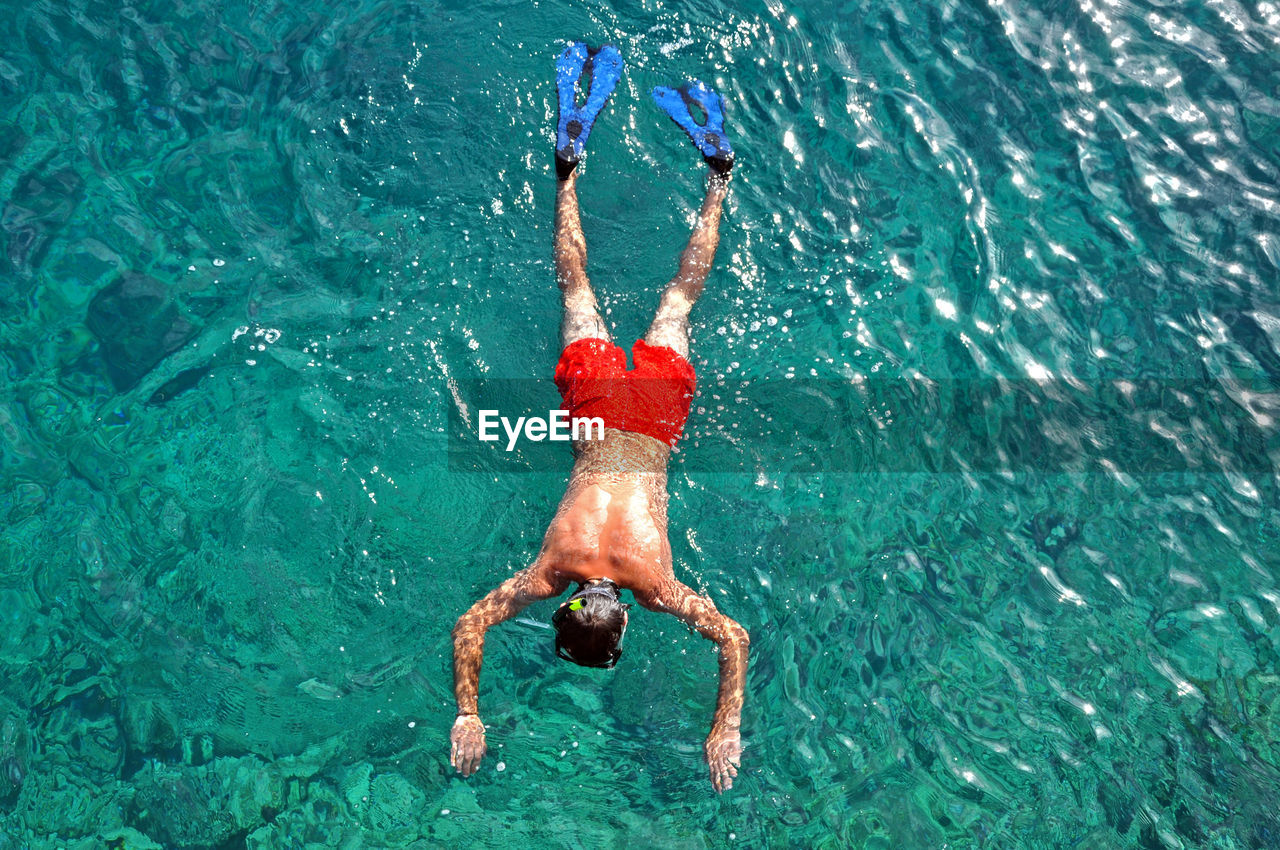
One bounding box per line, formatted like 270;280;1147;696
639;580;750;792
450;567;559;776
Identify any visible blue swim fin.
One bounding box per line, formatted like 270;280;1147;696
556;42;624;178
651;80;735;174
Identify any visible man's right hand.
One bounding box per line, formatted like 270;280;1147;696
450;714;486;776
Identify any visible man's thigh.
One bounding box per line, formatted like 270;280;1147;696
642;292;691;359
561;293;611;348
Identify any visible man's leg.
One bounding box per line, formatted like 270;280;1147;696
555;171;610;348
644;173;730;359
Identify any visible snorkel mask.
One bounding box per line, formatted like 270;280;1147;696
551;578;630;668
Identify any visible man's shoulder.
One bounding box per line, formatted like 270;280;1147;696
631;576;687;613
515;562;570;601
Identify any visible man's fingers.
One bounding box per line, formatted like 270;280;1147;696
451;730;484;776
465;744;479;776
706;733;742;792
709;753;734;793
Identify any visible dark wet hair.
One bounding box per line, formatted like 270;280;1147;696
552;583;629;668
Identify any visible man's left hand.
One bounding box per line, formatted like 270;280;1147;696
704;724;742;792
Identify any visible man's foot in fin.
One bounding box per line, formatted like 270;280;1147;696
556;42;624;179
651;80;736;174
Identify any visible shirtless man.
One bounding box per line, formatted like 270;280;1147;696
448;43;749;792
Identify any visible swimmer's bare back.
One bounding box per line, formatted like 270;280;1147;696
543;428;675;595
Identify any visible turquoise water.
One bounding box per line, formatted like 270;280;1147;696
2;0;1279;845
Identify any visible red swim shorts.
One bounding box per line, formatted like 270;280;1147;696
553;338;697;446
